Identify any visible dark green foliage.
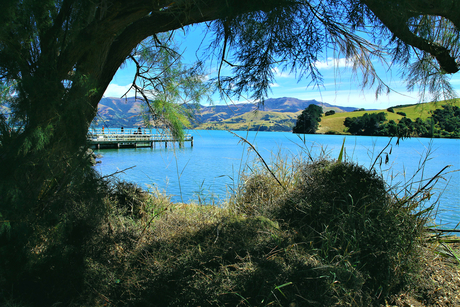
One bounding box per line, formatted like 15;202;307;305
292;104;323;134
0;147;110;305
430;105;460;137
378;119;398;136
366;105;460;138
395;117;414;137
325;109;336;116
387;107;395;113
397;111;407;116
344;112;386;135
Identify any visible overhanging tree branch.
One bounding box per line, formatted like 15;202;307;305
364;0;459;73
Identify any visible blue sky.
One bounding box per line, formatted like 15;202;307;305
104;24;460;110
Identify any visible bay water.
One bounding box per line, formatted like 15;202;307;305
94;130;460;230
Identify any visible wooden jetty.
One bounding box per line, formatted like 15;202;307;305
88;128;193;149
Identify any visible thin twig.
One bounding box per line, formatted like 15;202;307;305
101;165;137;179
370;137;393;170
398;165;451;207
427;228;460;233
228;130;285;190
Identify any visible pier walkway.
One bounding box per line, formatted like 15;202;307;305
88;128;193;149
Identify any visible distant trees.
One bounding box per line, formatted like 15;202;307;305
344;105;460;138
325;110;336;116
344;112;387;135
293;104;323;134
430;105;460;137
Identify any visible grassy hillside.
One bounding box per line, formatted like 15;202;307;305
195;110;300;131
318;99;460;134
197;99;460;133
194;106;347;131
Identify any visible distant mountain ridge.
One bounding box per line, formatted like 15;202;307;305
93;97;359;129
93;97;144;127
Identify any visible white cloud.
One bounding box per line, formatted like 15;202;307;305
272;67;293;78
298;88;417;109
315;57;353;70
103;83;135;98
270;82;280;88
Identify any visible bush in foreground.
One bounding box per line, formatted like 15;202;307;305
232;159;426;305
1;158;431;306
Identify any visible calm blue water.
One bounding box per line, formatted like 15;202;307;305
94;130;460;230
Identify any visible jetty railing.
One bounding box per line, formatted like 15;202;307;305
87;128;193;149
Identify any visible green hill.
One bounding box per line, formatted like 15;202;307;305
194;110;299;131
318;99;460;134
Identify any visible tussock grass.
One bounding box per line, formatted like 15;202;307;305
231;156;428;304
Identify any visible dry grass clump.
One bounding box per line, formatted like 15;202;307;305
386;240;460;307
231;158;428;305
229;155;299;217
410;240;460;306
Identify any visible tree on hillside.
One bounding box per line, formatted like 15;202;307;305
293;104;323;134
344;112;386;135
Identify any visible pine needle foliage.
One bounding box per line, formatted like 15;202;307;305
127;35;212;141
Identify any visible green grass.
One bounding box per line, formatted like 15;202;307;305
196;110;299;131
319;98;460;134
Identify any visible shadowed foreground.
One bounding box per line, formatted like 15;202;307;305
1;158;459;306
